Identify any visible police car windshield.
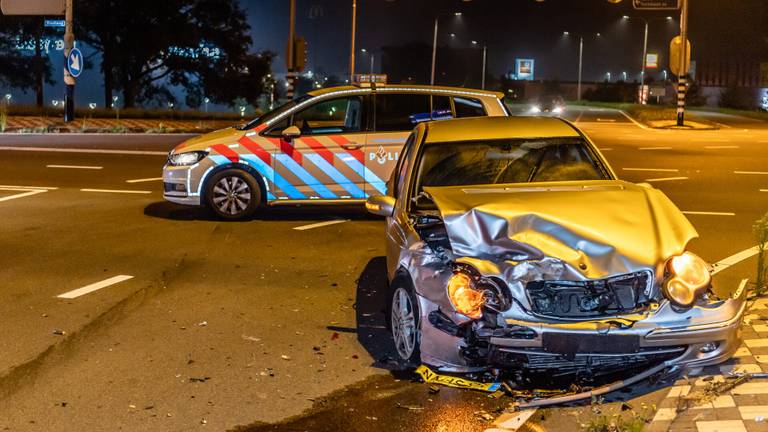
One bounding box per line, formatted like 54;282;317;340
238;95;311;130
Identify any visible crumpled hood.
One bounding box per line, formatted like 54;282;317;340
173;127;241;153
423;180;697;279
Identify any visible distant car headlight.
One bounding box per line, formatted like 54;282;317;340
552;106;564;114
529;105;542;113
447;270;486;319
167;151;208;166
662;252;711;307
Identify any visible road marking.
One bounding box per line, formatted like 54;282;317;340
0;146;167;156
596;118;616;122
293;219;349;231
598;147;613;151
705;145;740;149
639;147;672;150
682;211;735;216
57;275;134;299
761;189;768;192
619;110;648;129
0;185;58;190
712;243;768;275
80;188;152;194
735;171;768;175
47;164;103;170
487;409;538;431
645;176;689;182
0;188;47;202
623;168;679;172
126;177;163;183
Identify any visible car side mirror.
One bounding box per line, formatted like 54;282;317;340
281;125;301;141
365;195;396;217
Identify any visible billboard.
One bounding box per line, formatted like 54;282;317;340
645;53;659;69
515;59;535;81
632;0;680;10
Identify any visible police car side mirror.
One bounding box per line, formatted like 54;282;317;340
365;195;396;217
281;126;301;141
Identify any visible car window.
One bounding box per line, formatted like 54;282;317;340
392;132;416;198
432;96;454;121
454;97;487;118
375;94;433;132
288;96;364;135
413;137;607;203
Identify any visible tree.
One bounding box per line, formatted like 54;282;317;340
0;15;54;107
76;0;273;108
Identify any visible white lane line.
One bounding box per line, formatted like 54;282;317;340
619;110;648;129
598;147;613;151
126;177;163;183
293;219;349;231
80;188;152;194
645;176;689;182
0;146;167;156
735;171;768;175
47;164;103;170
712;243;768;275
57;275;134;299
682;211;736;216
596;118;616;122
705;145;740;149
761;189;768;192
639;147;672;151
0;189;47;202
0;184;58;190
623;168;679;172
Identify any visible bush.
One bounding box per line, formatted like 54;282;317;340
754;212;768;295
719;83;758;110
3;104;259;121
0;103;7;132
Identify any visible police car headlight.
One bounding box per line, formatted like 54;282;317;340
662;252;711;308
168;151;208;166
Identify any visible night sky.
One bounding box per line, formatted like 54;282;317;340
6;0;766;108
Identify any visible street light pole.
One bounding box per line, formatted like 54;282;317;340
430;17;438;85
641;20;648;103
481;45;487;90
350;0;357;82
63;0;75;122
577;36;583;101
286;0;296;99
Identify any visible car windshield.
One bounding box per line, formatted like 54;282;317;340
236;95;312;130
414;137;607;198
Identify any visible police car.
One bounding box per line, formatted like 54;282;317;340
163;84;509;219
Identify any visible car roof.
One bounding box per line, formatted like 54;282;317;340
307;85;503;100
423;116;581;143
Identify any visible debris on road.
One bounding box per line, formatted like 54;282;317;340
330;332;340;341
189;377;211;383
197;321;208;327
395;402;424;411
281;354;291;361
52;329;66;336
677;373;754;412
241;335;261;342
416;365;501;392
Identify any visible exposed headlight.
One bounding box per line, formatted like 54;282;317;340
552;106;564;114
662;252;711;307
529;105;542;113
167;151;208;166
447;271;486;319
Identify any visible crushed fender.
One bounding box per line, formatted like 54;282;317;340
416;365;501;392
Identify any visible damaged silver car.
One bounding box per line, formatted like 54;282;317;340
366;116;746;381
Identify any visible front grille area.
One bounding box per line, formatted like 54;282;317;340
164;182;186;193
527;271;653;318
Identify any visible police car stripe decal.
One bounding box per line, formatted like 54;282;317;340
328;135;365;164
274;154;337;199
237;136;272;165
211;144;239;163
266;137;303;165
299;137;334;165
239;154;305;200
303;154;366;198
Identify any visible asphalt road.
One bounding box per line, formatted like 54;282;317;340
0;107;766;431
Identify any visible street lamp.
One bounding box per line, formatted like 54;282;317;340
203;97;210;113
4;94;11;106
606;72;612;81
621;15;676;104
360;48;374;75
431;11;463;85
622;71;628;81
563;32;600;101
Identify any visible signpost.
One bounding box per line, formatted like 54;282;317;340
67;47;83;78
632;0;680;10
44;19;65;28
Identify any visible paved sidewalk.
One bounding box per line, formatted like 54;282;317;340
649;298;768;432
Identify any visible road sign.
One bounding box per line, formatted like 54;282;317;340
0;0;64;15
67;47;83;78
669;36;691;76
633;0;680;10
44;19;65;28
646;53;659;69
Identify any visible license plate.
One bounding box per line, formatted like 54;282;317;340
542;333;640;354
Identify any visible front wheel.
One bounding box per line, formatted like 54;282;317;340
390;282;421;366
205;169;262;220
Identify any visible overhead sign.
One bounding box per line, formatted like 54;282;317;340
67;47;83;78
44;19;65;28
645;53;659;69
353;74;387;85
633;0;680;10
0;0;64;15
515;59;535;81
669;36;691;76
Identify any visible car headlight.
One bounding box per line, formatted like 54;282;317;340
529;105;542;113
167;151;208;166
662;252;712;307
553;106;564;114
447;270;486;319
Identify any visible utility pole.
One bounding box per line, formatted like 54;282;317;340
349;0;356;82
481;45;487;90
430;17;438;85
63;0;74;122
676;0;689;126
640;20;648;104
286;0;296;99
577;36;583;101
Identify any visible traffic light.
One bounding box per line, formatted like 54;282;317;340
293;37;307;72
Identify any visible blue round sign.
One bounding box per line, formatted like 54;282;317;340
67;48;84;78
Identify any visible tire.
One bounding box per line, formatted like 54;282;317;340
205;169;263;220
388;277;421;366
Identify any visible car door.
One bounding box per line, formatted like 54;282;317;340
267;95;369;200
365;93;453;196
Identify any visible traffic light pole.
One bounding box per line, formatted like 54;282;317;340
349;0;356;82
676;0;689;126
286;0;296;99
63;0;74;122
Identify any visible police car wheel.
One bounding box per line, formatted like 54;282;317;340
389;280;421;366
206;169;262;220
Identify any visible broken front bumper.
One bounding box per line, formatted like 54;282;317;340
420;283;747;373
